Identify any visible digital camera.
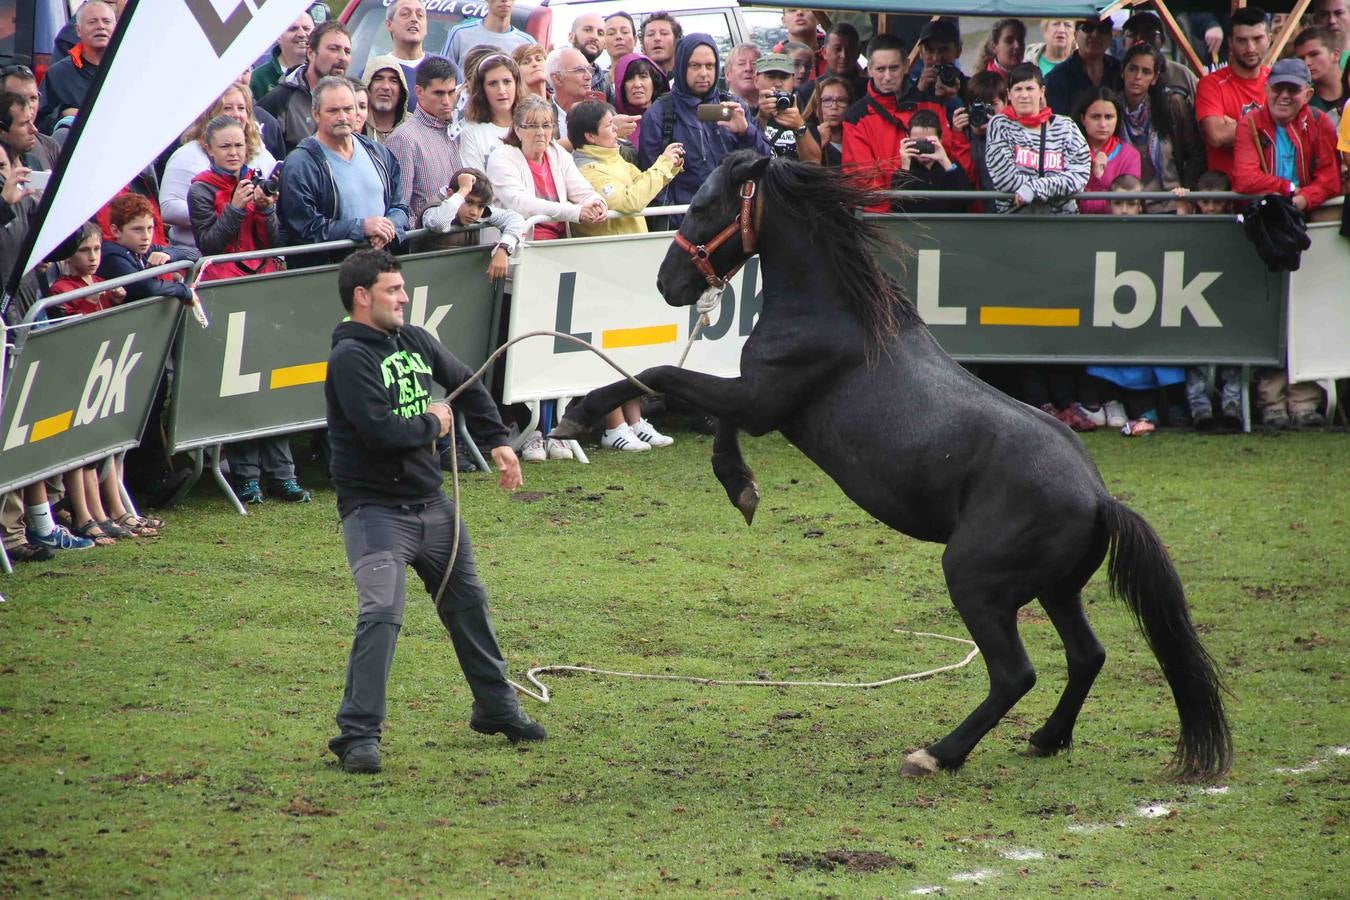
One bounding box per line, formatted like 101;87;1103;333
936;63;960;87
771;90;794;112
249;170;280;198
967;102;994;129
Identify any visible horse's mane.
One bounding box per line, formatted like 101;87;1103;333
730;154;920;358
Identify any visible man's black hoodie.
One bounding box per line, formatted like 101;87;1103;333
325;320;510;515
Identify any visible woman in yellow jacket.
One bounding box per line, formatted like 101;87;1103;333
568;100;685;237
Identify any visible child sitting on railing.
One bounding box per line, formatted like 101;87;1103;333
422;167;526;282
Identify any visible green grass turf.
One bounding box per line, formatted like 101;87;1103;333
2;428;1346;896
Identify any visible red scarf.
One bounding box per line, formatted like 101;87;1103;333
1003;106;1054;129
1094;135;1121;159
190;169;281;281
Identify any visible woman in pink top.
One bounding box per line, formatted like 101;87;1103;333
1075;86;1140;214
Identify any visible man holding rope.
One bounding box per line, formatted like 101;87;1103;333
325;248;543;775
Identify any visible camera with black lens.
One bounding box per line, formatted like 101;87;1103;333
967;102;994;129
911;138;936;155
936;63;960;87
771;90;794;112
249;170;280;198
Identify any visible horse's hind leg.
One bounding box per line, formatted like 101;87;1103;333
711;421;758;525
903;561;1038;776
1027;590;1106;757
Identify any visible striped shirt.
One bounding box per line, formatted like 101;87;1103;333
384;105;463;228
984;114;1090;214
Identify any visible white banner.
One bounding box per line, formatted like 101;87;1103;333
503;233;760;404
1286;223;1350;383
20;0;314;277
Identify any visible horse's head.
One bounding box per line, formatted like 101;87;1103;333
657;151;769;307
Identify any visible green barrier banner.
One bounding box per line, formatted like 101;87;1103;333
0;299;181;496
170;246;500;454
877;216;1285;364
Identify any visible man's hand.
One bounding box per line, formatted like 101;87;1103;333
487;246;509;280
455;172;477;196
364;216;397;248
951;107;970;132
580;197;607;223
718;102;750;135
491;445;523;491
1292;192;1309;212
147;250;171;267
231;180;256;209
934;79;959;101
1;165;34;205
774;105;806;131
1204;25;1223;57
428;402;453;437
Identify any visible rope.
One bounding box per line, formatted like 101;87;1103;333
428;301;980;706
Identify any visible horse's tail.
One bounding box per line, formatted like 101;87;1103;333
1100;497;1233;781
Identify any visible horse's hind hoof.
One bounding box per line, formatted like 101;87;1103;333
736;483;759;526
900;749;940;778
548;417;589;441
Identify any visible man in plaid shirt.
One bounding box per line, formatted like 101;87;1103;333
385;56;464;249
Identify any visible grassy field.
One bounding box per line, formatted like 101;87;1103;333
2;427;1346;896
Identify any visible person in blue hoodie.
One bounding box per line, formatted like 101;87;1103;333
638;34;771;214
277;76;409;263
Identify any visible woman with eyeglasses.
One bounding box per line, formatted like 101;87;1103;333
486;95;607;240
805;75;853;166
458;53;522;174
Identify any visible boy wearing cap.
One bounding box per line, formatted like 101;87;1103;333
909;17;967;111
754;52;821;162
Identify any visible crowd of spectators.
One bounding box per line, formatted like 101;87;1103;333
2;0;1348;566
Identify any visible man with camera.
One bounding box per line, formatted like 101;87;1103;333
909;18;968;114
753;53;821;162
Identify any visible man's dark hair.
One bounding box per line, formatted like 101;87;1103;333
1293;25;1337;54
966;70;1008;103
1;91;26;129
642;11;683;43
308;20;352;59
867;33;907;59
1;65;36;85
1230;7;1268;31
1196;169;1232;191
416;55;462;88
339;248;401;312
449;167;494;205
828;22;860;47
1007;61;1044;88
909;108;942;131
567;99;614;147
605;11;636;33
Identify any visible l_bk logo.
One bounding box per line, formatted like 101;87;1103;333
3;334;142;451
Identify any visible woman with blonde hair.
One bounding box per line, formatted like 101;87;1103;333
458;53;522;173
160;82;276;251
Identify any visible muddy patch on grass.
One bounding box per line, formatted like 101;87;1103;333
510;491;551;503
106;769;201;786
777;849;909;874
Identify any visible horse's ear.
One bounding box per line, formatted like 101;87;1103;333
729;153;771;187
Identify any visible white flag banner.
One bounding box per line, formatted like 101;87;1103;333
18;0;315;278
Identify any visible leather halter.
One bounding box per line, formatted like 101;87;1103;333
672;180;759;289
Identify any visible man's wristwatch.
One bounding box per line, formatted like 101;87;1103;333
793;126;807;137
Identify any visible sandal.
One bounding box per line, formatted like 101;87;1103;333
99;518;134;539
113;513;159;537
73;520;116;546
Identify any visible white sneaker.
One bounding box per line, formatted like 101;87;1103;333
521;430;546;462
630;418;674;447
545;438;573;460
600;423;650;451
1103;400;1127;429
1081;405;1107;427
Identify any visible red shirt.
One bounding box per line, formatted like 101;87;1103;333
1195;65;1270;177
50;274;122;317
526;155;567;241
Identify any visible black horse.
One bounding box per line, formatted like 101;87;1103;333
551;152;1232;781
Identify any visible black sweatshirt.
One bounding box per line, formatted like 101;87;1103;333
325;321;510;515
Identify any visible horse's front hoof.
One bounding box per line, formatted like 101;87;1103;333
548;417;589;441
1025;740;1059;758
736;483;759;526
900;749;940;778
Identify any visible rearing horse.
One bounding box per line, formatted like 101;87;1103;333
551;152;1232;781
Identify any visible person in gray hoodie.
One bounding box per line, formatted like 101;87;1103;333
362;54;410;144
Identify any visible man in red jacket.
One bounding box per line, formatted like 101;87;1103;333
1232;57;1341;214
842;34;973;211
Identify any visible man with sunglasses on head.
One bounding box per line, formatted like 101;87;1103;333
1044;16;1123;115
